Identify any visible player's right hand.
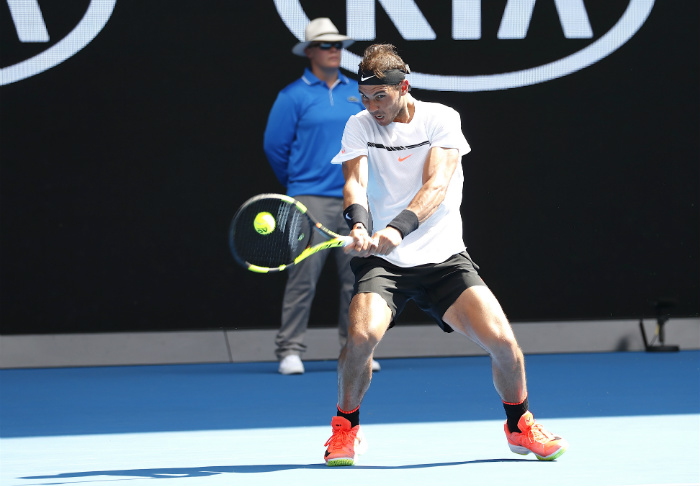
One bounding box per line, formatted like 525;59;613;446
344;225;377;257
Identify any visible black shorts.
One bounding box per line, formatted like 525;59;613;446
350;251;485;333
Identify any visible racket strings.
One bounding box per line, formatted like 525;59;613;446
230;198;312;268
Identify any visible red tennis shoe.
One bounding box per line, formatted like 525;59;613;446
324;416;367;466
505;411;568;461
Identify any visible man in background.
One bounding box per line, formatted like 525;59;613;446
263;18;380;375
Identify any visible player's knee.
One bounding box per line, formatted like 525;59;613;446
346;328;376;348
481;323;521;359
490;337;523;367
346;325;381;352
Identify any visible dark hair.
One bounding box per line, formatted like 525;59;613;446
358;44;411;83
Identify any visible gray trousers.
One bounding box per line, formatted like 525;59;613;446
275;195;355;359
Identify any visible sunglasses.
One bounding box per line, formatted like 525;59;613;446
311;42;344;50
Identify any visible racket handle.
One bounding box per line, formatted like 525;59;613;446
341;236;379;247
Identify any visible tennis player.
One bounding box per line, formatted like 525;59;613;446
323;44;567;466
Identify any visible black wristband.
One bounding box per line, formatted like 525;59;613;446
343;204;369;230
387;209;419;239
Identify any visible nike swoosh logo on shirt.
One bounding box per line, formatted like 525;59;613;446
398;154;412;162
360;75;376;81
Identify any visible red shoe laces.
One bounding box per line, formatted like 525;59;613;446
527;423;554;443
325;427;352;450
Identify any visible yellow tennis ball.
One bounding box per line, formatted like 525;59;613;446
253;212;276;235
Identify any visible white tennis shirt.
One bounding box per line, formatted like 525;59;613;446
331;99;471;267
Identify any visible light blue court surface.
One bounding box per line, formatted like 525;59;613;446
1;351;699;486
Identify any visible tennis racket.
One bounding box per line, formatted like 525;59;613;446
228;193;354;273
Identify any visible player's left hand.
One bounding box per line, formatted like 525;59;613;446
369;227;402;256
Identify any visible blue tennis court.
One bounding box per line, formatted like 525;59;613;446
1;351;698;485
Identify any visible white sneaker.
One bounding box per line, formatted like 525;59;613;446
371;359;381;372
278;355;304;375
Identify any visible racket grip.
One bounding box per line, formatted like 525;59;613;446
341;236;379;247
341;235;354;246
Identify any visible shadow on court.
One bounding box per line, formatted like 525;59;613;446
21;458;540;481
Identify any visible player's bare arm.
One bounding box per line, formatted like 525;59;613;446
410;146;460;222
374;146;460;254
342;156;375;255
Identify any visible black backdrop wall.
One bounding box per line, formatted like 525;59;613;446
1;1;698;334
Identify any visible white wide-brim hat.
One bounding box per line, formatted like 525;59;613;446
292;18;354;57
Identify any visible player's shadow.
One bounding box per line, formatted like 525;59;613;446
21;459;538;482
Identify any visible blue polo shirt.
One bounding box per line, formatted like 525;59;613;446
263;68;364;198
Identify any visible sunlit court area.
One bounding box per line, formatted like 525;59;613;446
1;350;699;485
1;1;698;486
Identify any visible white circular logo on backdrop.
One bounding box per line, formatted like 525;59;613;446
274;0;655;92
0;0;117;86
